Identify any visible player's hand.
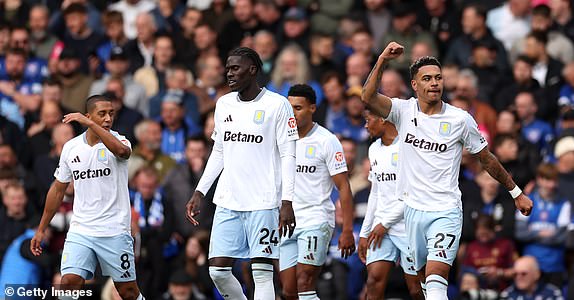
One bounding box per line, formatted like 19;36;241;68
380;42;404;61
358;237;368;264
62;113;94;127
30;230;45;256
367;223;387;250
514;193;533;216
279;200;296;238
186;191;203;226
338;230;355;259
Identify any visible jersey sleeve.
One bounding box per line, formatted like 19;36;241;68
461;112;488;155
276;98;299;145
385;97;408;127
324;135;348;176
211;101;224;146
54;144;72;183
117;134;132;150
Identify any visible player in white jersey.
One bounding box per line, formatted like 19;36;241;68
30;95;145;300
358;109;424;300
279;84;355;300
361;42;534;299
186;47;298;300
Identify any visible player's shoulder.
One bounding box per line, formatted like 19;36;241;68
261;88;291;108
443;102;475;125
61;133;84;156
313;125;342;146
368;138;383;153
216;92;239;105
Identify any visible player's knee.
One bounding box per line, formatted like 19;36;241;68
115;284;139;300
296;267;316;290
406;280;423;299
251;263;274;283
209;266;233;284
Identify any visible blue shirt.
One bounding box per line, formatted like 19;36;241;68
0;81;43;129
0;58;48;82
266;81;324;107
521;119;554;154
330;115;369;143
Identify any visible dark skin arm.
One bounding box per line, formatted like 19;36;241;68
361;42;404;118
474;147;533;216
63;113;131;159
30;180;69;256
332;172;355;259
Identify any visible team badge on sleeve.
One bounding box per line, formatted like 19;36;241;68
253;110;265;124
439;122;452;136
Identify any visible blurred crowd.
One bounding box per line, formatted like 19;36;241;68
0;0;574;299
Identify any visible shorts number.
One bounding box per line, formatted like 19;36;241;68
433;233;456;249
259;228;279;246
120;253;130;270
307;236;318;252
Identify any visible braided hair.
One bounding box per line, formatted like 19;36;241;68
229;47;263;74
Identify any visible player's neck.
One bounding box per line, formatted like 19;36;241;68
238;84;262;102
85;129;101;146
417;98;443;115
298;121;315;138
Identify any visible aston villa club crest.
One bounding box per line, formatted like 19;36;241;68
439;122;452;136
305;145;316;158
253;110;265;124
391;152;398;166
97;148;108;163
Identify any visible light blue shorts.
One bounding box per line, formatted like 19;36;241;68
209;206;280;260
61;232;136;282
366;234;417;275
404;206;462;271
279;223;334;271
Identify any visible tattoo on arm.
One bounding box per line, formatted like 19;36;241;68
478;149;516;191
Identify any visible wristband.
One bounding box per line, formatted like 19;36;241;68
509;185;522;199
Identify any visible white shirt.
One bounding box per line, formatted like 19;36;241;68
109;0;156;40
486;3;531;51
293;124;347;228
361;138;405;237
386;98;488;211
54;131;132;237
210;88;298;211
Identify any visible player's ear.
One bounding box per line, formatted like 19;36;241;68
310;104;317;113
411;79;417;92
249;65;257;75
85;112;92;119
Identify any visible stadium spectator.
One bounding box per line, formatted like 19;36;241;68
201;0;234;35
218;0;262;58
48;0;103;39
193;54;228;113
161;269;198;300
549;0;574;41
314;72;346;129
26;101;64;159
309;32;338;84
499;256;563;299
158;96;202;163
192;23;219;62
134;34;176;98
345;52;372;88
381;68;409;99
0;182;36;263
417;0;460;58
494;55;542;113
253;0;281;34
173;7;202;69
129;119;176;182
108;0;156;40
28;5;61;61
124;12;158;74
555;136;574;202
102;84;144;145
96;10;130;65
56;47;94;114
277;6;311;54
456;272;499;300
515;91;554;155
486;0;531;51
331;87;369;144
493;133;536;189
253;30;278;86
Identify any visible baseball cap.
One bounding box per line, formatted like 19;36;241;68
109;47;128;61
554;136;574;158
284;7;307;21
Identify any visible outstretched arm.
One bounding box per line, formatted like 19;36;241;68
474;147;533;216
361;42;404;118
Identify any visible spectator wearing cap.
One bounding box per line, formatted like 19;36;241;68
28;5;61;61
149;65;200;126
445;4;509;72
0;48;43;130
161;269;199;300
157;92;202;164
60;3;105;75
500;256;563;300
511;4;574;65
277;6;311;54
494;55;542;113
90;47;147;116
516;163;570;287
104;79;144;144
134;34;175;98
55;46;94;113
379;2;437;73
266;44;324;106
555;136;574;202
330;86;369;143
96;10;130;65
218;0;262;60
108;0;157;40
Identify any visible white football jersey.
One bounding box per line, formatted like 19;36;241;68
211;88;298;211
387;98;488;211
367;138;405;236
54;130;132;237
293;124;347;228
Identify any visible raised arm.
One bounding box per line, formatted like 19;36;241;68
361;42;404;118
474;147;533;216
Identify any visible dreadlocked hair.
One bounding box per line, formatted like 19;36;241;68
229;47;263;74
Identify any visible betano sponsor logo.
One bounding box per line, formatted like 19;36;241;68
72;168;111;180
296;165;316;173
404;133;447;152
223;131;264;143
372;172;396;182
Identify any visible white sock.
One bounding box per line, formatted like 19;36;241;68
209;266;247;300
426;274;448;300
136;294;145;300
251;263;275;300
298;291;320;299
420;282;427;298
